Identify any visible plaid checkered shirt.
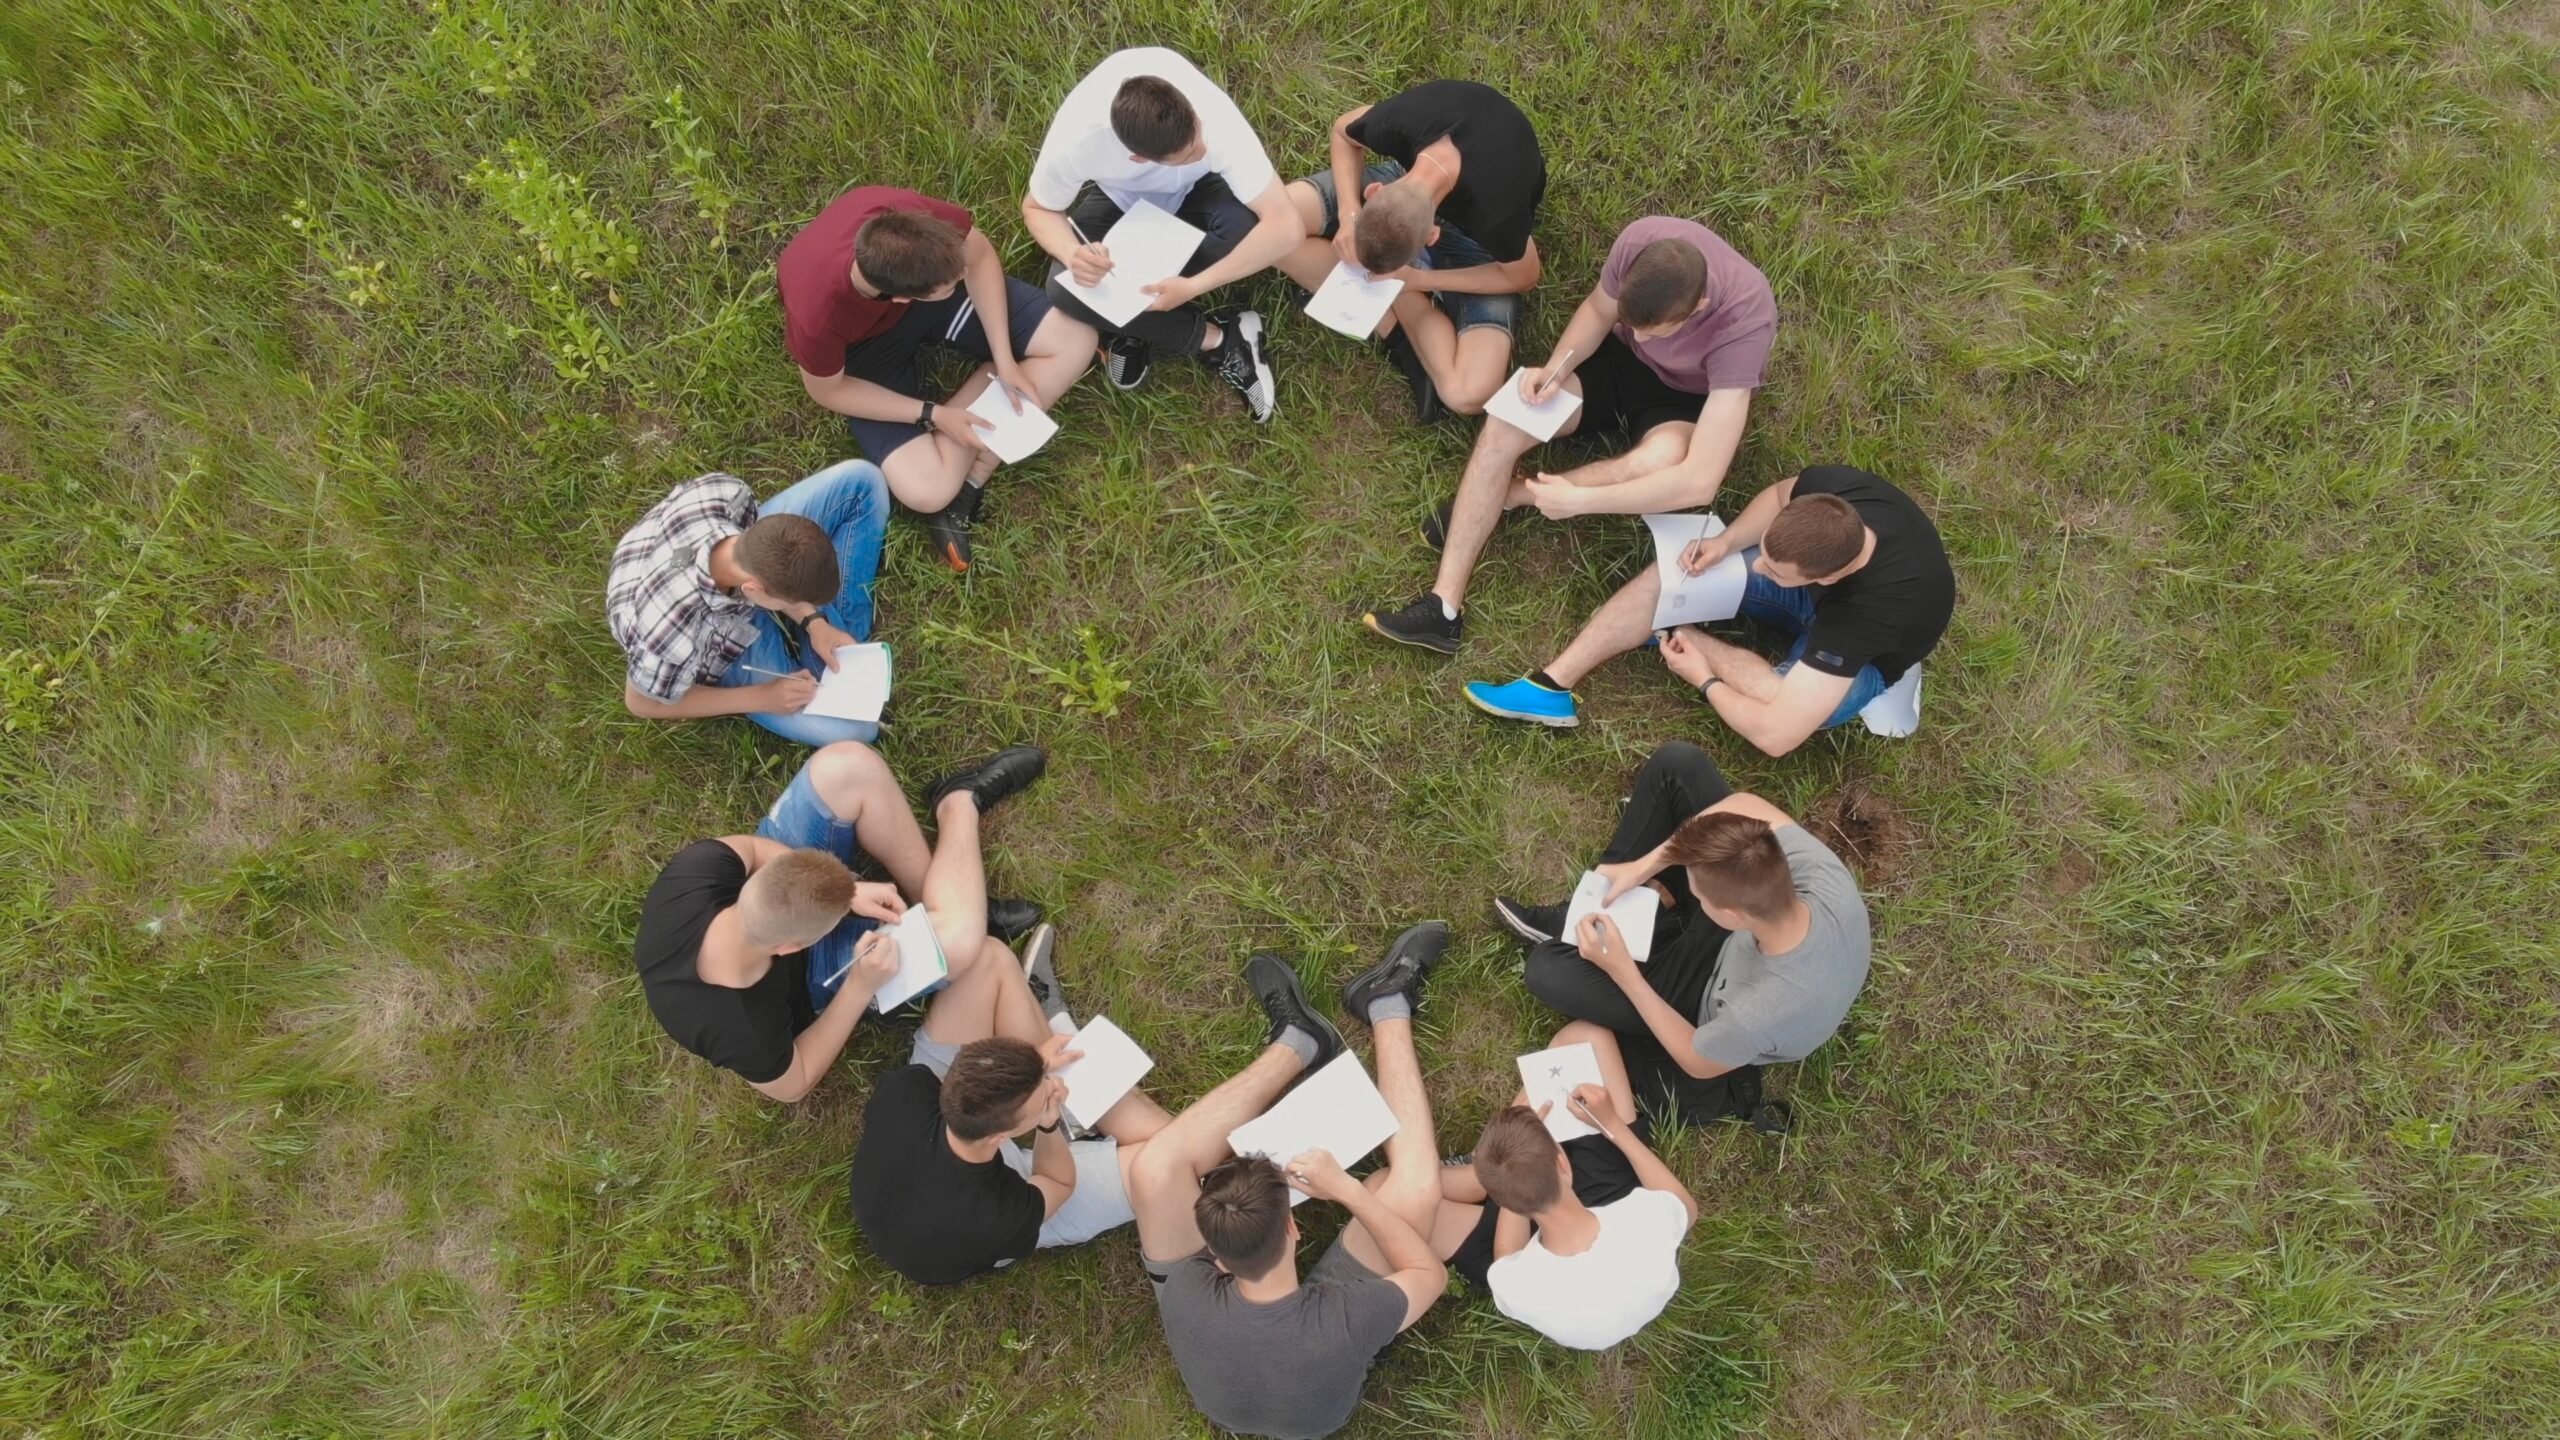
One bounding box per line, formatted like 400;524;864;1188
607;473;763;703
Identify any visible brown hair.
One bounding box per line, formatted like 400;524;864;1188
733;514;839;605
1618;238;1708;328
737;848;855;948
1195;1155;1292;1279
1110;76;1198;159
941;1038;1046;1141
1473;1105;1564;1214
1354;181;1436;274
854;210;966;299
1762;492;1865;576
1662;811;1796;922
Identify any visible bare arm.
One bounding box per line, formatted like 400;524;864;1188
1556;388;1751;515
1490;1206;1535;1262
1327;104;1374;246
1181;178;1304;294
1329;1178;1447;1327
1574;1092;1698;1225
1536;287;1616;386
748;935;893;1104
1405;236;1541;295
1019;194;1085;268
958;228;1020;374
799;364;937;424
1717;473;1799;553
1578;915;1734;1083
624;677;804;720
1705;663;1853;758
1025;1124;1077;1217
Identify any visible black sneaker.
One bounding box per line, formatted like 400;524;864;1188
923;494;974;572
1104;334;1152;390
1244;951;1343;1072
1208;311;1276;422
1339;920;1450;1024
1361;591;1462;655
988;897;1043;945
925;745;1047;815
1379;327;1446;424
1492;896;1568;946
1019;923;1067;1024
1419;499;1454;552
1749;1100;1794;1137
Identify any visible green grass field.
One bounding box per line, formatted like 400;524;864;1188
5;1;2558;1435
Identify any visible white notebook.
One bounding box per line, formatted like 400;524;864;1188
1057;1014;1153;1129
803;643;892;724
964;385;1060;464
1305;261;1404;339
853;903;948;1012
1643;512;1751;629
1562;869;1661;962
1484;366;1583;440
1059;201;1207;326
1516;1041;1608;1141
1228;1053;1401;1206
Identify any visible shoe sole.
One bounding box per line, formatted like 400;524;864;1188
1464;688;1580;728
1340;919;1450;1018
1361;613;1459;656
1491;898;1556;945
1102;343;1149;391
940;540;970;573
1234;312;1275;423
1020;924;1066;1019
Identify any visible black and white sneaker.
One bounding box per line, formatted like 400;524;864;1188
1208;311;1276;422
1104;334;1153;390
1020;924;1068;1025
1361;591;1462;655
1492;896;1568;946
1339;920;1450;1024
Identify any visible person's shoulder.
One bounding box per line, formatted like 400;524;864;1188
652;837;746;888
872;1062;942;1108
1774;822;1856;885
1622;1185;1694;1241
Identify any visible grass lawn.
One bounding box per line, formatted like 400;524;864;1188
5;1;2558;1435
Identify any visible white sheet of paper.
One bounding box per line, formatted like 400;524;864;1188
1304;261;1404;339
864;903;949;1012
1227;1053;1401;1207
1859;663;1923;737
1060;201;1207;326
1483;366;1584;441
803;643;892;724
1563;869;1661;962
964;385;1060;464
1516;1042;1608;1142
1057;1014;1154;1129
1644;512;1751;629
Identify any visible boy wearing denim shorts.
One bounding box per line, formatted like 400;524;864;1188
1277;80;1546;420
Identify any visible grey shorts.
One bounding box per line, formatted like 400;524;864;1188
1300;161;1521;336
911;1031;1132;1247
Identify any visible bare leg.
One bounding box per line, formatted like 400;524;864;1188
1544;568;1665;689
1128;1045;1307;1263
1432;417;1545;608
878;430;979;513
1335;1017;1441;1256
1015;307;1097;407
1436;325;1516;415
921;792;989;972
918;935;1026;1048
805;742;929;893
1275;233;1338;293
1552;1020;1640;1126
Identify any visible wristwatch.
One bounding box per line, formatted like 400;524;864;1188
917;400;936;429
1699;675;1722;698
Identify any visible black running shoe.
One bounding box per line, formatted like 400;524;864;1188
1379;327;1446;424
1208;311;1276;422
1104;334;1152;390
1420;499;1454;552
1361;591;1461;655
1244;952;1343;1071
1749;1100;1795;1137
1492;896;1568;946
925;745;1047;815
988;897;1044;945
923;494;973;572
1019;923;1067;1023
1339;920;1450;1024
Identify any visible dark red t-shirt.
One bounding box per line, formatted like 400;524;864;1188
776;186;973;376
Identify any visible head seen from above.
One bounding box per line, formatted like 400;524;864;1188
1757;491;1868;586
852;210;966;301
1618;237;1711;338
1664;811;1798;932
1473;1105;1568;1215
732;514;840;614
1111;76;1204;163
1195;1154;1295;1280
941;1037;1062;1141
737;848;856;951
1354;179;1438;275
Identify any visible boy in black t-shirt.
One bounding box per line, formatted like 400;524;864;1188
631;740;1047;1102
1484;466;1954;754
1276;79;1546;420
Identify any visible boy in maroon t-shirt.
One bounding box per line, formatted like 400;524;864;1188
777;185;1098;571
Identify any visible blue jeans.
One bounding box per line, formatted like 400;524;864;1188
1301;161;1521;335
715;459;890;746
1737;550;1890;730
754;753;884;1013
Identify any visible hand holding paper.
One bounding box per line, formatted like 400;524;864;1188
1643;513;1750;630
802;643;893;724
964;384;1059;464
856;903;949;1012
1516;1042;1609;1141
1228;1054;1400;1205
1564;869;1661;962
1056;1015;1154;1129
1485;364;1584;441
1305;261;1405;339
1060;201;1206;327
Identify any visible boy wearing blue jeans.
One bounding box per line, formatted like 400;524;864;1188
607;460;889;746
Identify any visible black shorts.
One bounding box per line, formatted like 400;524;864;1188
1624;1038;1763;1128
1447;1127;1650;1289
840;279;1054;465
1573;334;1706;440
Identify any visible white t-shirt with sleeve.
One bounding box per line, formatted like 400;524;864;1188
1026;47;1279;215
1485;1187;1689;1349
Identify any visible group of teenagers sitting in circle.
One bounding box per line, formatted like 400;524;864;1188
609;46;1958;1440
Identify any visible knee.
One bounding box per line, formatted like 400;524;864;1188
1520;941;1587;1007
1643;739;1719;784
1439;374;1498;416
807;740;891;811
1553;1018;1612;1051
1129;1145;1194;1204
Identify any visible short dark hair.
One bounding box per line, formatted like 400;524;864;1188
1663;811;1796;922
854;210;966;299
1762;492;1866;576
1618;238;1709;328
1473;1106;1564;1214
733;514;838;605
1110;76;1198;160
1354;182;1435;274
941;1038;1046;1142
1195;1155;1291;1279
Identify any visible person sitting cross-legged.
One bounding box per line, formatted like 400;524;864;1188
1361;215;1777;657
1495;741;1869;1130
631;742;1045;1103
1126;925;1457;1440
1466;464;1954;744
607;462;889;746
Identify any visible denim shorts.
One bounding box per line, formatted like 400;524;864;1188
1301;161;1520;336
1736;556;1893;729
753;755;883;1010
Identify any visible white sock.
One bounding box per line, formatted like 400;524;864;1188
1439;596;1459;621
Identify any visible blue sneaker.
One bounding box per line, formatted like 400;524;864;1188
1464;677;1580;728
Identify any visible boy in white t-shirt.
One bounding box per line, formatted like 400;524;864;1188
1019;47;1301;421
1438;1021;1698;1349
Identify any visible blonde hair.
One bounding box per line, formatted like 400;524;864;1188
1356;180;1438;274
738;849;854;948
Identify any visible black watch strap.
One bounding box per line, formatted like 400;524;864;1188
917;400;935;428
